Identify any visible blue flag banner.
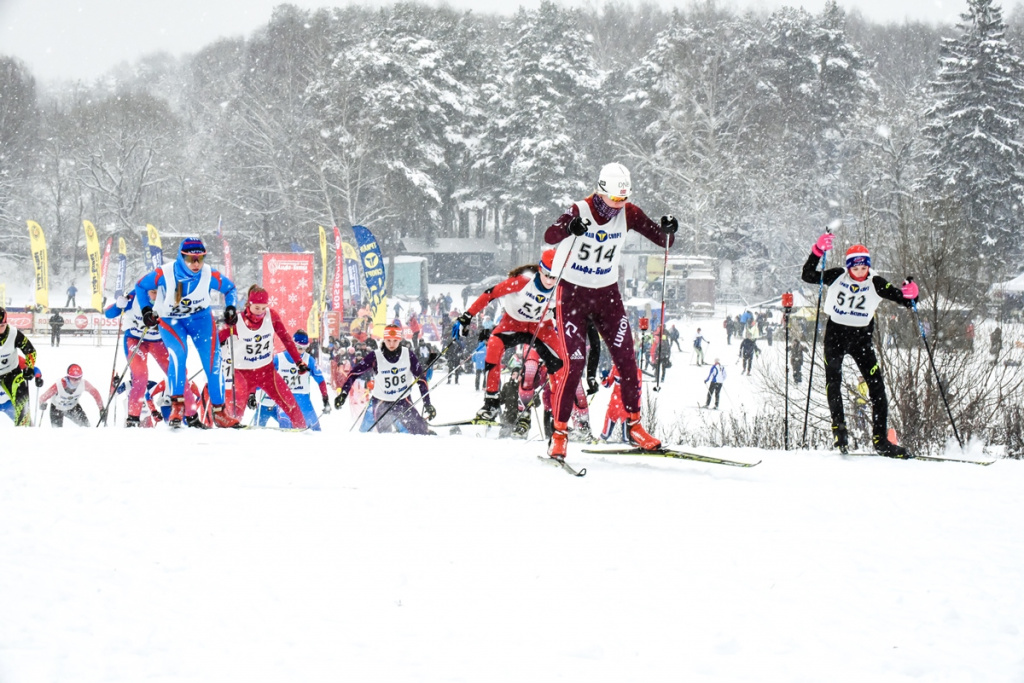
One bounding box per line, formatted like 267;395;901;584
114;254;128;298
351;225;387;337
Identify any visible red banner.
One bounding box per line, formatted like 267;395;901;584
222;238;233;280
262;252;314;351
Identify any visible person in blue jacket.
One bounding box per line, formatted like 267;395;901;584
134;236;239;428
273;329;331;431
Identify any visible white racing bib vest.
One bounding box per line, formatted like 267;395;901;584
824;271;884;327
220;349;234;390
233;314;275;370
52;379;84;411
156;265;213;319
503;272;555;323
277;351;311;395
128;295;163;340
553;200;628;288
372;347;413;402
0;328;18;376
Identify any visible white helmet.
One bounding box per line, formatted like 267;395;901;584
597;162;631;199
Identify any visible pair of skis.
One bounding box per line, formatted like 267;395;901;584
536;446;761;476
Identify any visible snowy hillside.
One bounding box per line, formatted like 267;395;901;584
1;319;1022;682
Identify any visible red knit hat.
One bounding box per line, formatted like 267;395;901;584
382;324;402;340
845;245;871;269
539;249;557;277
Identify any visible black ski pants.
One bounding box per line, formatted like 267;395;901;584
823;320;888;437
0;369;31;425
705;382;722;408
49;403;90;427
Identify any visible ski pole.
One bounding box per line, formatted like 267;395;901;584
97;328;152;427
782;292;793;450
107;313;124;405
907;278;963;449
802;226;831;448
654;227;671;392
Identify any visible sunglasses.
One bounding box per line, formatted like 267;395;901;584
608;194;629;203
183;253;206;264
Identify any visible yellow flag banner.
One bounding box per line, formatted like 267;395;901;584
27;220;49;308
83;220;103;310
307;300;320;340
119;237;127;257
0;283;6;308
145;223;163;269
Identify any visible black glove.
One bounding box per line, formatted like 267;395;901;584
223;305;238;326
456;313;472;337
98;407;108;424
334;393;347;409
247;393;257;409
322;396;332;413
34;375;43;388
423;403;437;421
296;362;310;374
586;375;599;396
660;215;679;235
568;215;588;236
141;306;160;328
22;366;35;381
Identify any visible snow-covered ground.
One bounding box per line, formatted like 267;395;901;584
2;311;1022;682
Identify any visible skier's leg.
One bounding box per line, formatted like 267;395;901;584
67;404;90;427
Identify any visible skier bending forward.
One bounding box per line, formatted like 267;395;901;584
801;233;918;457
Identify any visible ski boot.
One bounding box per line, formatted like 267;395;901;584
570;417;596;443
212;405;241;429
542;410;555;439
168;396;185;429
513;410;531;437
125;415;141;428
474;394;501;423
185;413;209;429
547;420;569;460
626;412;661;451
873;432;908;458
832;423;850;454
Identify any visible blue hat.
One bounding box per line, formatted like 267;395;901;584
293;330;309;345
179;237;206;254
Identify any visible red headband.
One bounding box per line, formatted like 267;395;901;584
249;290;269;305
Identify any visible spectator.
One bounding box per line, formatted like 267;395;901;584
739;332;760;375
667;323;682;351
693;328;708;366
48;309;65;347
65;283;77;307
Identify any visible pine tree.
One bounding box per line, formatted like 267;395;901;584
918;0;1024;278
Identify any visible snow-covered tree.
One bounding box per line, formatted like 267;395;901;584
918;0;1024;279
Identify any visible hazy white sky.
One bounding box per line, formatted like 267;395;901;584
0;0;965;83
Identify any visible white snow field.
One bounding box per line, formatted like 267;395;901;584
2;317;1022;683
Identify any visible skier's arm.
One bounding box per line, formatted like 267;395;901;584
217;326;234;345
84;381;104;409
104;293;132;319
38;383;57;406
408;352;431;406
15;330;37;369
625;204;674;249
309;357;329;399
210;271;237;307
340;353;378;396
134;270;163;305
269;310;304;364
467;276;529;317
872;276;914;309
801;251;844;286
544;205;581;244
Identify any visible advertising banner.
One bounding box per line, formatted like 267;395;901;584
351;225;386;337
262;252;314;352
145;223;163;270
83;220;103;310
27;220;48;308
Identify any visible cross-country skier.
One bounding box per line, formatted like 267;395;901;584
801;233;918;457
336;324;434;434
0;358;42;424
38;363;104;427
599;364;643;442
219;285;307;430
452;249;565;423
105;288;199;427
0;307;39;426
543;162;676;459
273;329;330;431
134;237;239;428
703;359;726;409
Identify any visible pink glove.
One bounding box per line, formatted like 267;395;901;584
901;280;919;301
812;232;834;256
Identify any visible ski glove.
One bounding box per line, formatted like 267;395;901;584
22;366;35;381
141;306;160;328
586;375;600;396
247;393;258;409
39;402;48;411
660;215;679;235
423;403;437;421
568;215;588;236
223;305;238;326
34;375;44;388
296;362;310;374
452;313;472;339
334;393;347;409
322;396;331;413
98;408;108;424
812;232;834;257
901;280;919;302
116;295;129;309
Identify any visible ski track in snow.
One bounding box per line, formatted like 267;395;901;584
2;314;1022;683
